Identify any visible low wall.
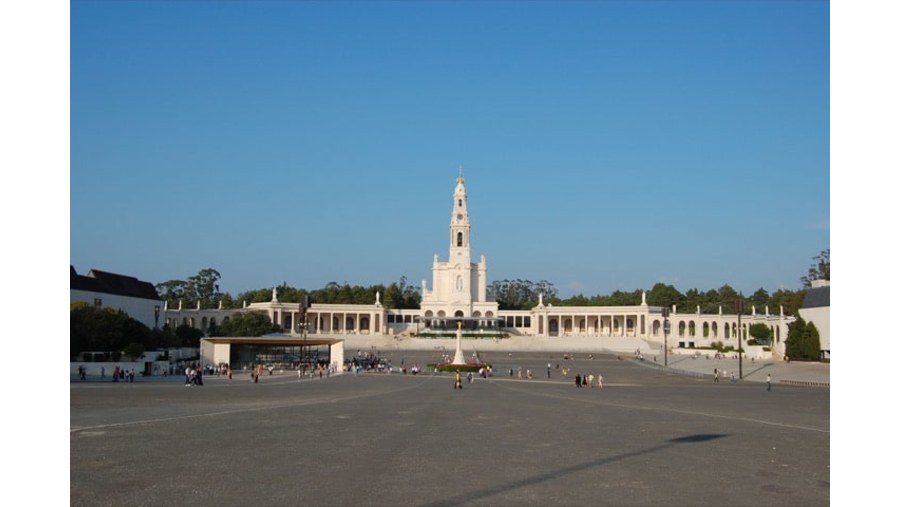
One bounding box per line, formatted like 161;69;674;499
669;344;773;360
333;334;657;355
71;361;179;377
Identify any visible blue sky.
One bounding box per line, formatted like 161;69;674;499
68;0;830;298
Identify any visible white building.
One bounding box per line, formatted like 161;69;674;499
166;174;795;358
799;279;830;359
419;173;499;328
70;266;163;330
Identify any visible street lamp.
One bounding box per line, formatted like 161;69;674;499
735;299;744;379
662;307;670;366
300;294;311;340
153;304;160;330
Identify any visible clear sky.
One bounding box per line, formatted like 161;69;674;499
68;0;830;298
8;3;900;501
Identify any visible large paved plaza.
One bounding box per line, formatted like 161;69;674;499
71;351;829;506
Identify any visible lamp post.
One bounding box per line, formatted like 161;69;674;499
735;299;744;379
153;304;160;330
301;294;311;340
662;307;670;366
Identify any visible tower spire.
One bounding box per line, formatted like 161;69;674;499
457;164;464;183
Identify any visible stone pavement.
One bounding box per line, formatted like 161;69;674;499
340;335;831;387
632;353;830;387
72;351;830;507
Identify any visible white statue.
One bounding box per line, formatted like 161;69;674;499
272;286;278;302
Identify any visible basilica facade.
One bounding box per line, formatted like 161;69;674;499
165;175;794;357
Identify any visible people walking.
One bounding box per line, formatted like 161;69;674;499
714;368;719;383
454;370;462;389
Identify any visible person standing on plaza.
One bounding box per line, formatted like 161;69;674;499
454;370;462;389
587;373;594;388
547;363;552;378
597;373;603;389
766;373;772;391
714;368;719;383
575;373;582;388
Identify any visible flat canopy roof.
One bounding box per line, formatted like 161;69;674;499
203;336;343;347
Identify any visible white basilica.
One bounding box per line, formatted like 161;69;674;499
419;173;498;328
165;174;795;358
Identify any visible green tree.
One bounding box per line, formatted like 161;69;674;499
399;277;421;308
186;268;222;308
123;342;146;361
155;279;187;302
383;283;402;309
804;321;822;360
219;293;236;309
70;302;153;358
785;317;822;361
174;324;204;346
491;279;556;309
213;312;281;337
750;288;770;309
801;249;830;288
157;268;233;310
646;283;684;309
748;323;771;344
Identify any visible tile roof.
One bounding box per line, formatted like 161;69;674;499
801;285;829;309
70;266;161;300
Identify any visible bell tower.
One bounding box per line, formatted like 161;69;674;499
449;171;471;266
420;171;496;320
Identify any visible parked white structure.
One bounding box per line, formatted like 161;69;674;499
165;174;796;358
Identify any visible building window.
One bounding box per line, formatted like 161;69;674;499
93;298;102;307
457;232;463;247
